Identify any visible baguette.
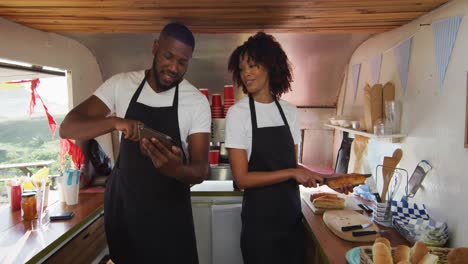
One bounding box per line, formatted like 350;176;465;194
325;173;367;189
373;242;393;264
448;247;468;264
417;253;439;264
394;245;410;263
312;196;345;209
411;241;429;264
310;192;337;202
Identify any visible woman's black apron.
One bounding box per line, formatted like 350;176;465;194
240;94;304;264
104;73;198;263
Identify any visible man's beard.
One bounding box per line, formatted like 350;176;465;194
152;59;183;92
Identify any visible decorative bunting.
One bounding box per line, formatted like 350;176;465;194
351;63;361;102
432;16;463;90
7;79;57;137
394;38;412;95
370;54;382;85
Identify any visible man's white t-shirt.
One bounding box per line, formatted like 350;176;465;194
94;70;211;157
225;96;301;161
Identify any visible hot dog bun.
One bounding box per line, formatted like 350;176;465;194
448;247;468;264
411;241;429;264
373;242;393;264
394;245;410;263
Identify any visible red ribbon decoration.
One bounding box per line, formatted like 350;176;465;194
7;78;57;138
60;138;84;170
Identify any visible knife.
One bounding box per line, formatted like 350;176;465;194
341;222;372;232
323;173;372;189
352;230;386;237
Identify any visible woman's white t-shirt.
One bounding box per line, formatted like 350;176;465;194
94;70;211;157
225;96;301;161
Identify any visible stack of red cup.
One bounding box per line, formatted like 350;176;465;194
211;94;223;118
199;88;209;102
223;85;235;117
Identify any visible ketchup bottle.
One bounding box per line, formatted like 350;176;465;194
11;184;22;211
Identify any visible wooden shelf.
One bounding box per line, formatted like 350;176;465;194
324;124;406;142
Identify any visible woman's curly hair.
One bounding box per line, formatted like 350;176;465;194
228;32;293;99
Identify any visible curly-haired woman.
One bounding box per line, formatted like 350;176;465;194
225;32;324;264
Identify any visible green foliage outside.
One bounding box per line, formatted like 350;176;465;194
0;116;65;179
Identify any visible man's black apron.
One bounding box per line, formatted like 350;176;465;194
240;94;304;264
104;73;198;263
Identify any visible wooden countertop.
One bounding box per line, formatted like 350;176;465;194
0;190;104;264
301;198;410;264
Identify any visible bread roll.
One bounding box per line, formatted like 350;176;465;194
373;242;393;264
325;173;368;189
411;241;429;264
375;237;391;250
448;247;468;264
310;192;337;202
394;245;410;263
312;195;345;209
417;253;439;264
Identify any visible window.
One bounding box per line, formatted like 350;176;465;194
0;59;69;180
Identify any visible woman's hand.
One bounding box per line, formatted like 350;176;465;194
292;167;324;187
113;117;142;141
334;184;354;194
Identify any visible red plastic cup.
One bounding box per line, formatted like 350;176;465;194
209;150;220;166
211;94;222;107
224;85;235;101
199;88;209;101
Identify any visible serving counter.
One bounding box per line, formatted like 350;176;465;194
0;181;409;264
0;191;105;264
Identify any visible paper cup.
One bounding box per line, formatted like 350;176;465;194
62;169;80;205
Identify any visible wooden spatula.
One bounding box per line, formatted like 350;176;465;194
381;148;403;202
382;82;395;119
370;84;383;132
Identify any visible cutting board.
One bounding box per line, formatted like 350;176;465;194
301;186;362;214
323;210;380;242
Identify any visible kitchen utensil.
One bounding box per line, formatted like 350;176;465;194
363;84;373;132
358;203;373;214
407;160;432;198
381;148;403;202
341;222;373;232
370;84;383;132
352;230;388;237
323;210;380;242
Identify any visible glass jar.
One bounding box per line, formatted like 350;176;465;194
21;191;38;221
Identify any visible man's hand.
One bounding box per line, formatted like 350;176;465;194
114;118;142;141
141;137;183;177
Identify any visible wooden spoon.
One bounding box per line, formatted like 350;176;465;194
381;148;403;202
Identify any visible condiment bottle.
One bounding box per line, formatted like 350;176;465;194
10;184;22;211
21;191;38;221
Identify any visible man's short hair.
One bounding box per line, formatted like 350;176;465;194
160;22;195;50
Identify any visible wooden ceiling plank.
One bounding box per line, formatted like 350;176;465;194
0;0;449;8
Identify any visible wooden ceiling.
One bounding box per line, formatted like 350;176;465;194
0;0;450;34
